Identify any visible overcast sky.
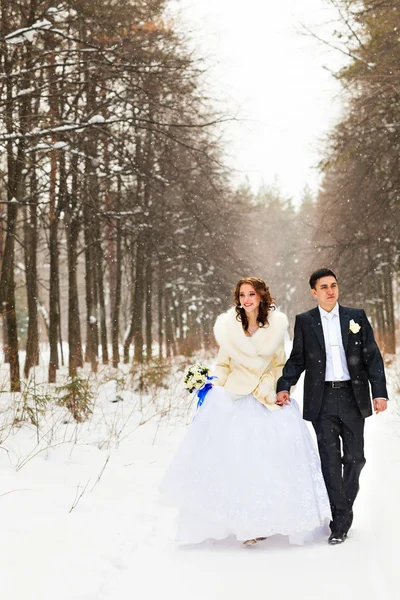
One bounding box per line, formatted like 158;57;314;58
172;0;346;203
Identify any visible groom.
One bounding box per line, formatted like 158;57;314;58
276;268;388;545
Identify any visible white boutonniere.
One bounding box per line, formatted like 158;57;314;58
349;319;361;334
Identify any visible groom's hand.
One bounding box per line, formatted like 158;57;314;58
276;391;291;406
373;398;387;414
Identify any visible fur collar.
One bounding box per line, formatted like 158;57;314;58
213;307;288;370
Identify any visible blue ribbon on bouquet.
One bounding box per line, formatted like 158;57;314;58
196;376;217;409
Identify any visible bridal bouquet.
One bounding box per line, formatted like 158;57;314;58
184;363;215;408
184;363;211;393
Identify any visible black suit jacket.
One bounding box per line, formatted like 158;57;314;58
276;305;388;421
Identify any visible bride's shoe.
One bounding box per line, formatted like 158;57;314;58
243;539;257;546
243;536;268;545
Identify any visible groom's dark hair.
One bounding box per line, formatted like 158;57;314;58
309;268;337;290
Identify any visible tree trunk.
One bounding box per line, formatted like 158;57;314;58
158;258;164;361
67;217;83;377
48;148;59;383
123;242;137;363
96;237;108;364
66;152;83;377
112;189;122;368
172;291;181;353
145;255;153;361
0;16;30;390
1;199;21;391
0;202;7;364
24;161;39;378
132;237;145;363
47;48;61;383
164;292;176;358
82;47;100;372
83;207;98;372
382;266;396;354
83;149;100;372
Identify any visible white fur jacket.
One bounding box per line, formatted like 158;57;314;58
213;307;288;410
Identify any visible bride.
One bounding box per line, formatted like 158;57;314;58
160;277;331;545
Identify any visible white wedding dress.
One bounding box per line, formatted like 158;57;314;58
160;384;331;545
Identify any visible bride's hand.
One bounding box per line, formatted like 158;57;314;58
276;391;291;406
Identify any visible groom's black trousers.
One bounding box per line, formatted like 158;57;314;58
312;385;366;534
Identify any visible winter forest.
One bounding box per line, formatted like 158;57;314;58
1;1;399;598
1;0;398;391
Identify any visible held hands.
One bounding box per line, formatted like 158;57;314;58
276;395;387;412
373;398;387;414
276;391;291;406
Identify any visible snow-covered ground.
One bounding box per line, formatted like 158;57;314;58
0;356;398;600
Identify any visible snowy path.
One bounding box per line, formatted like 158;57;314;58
110;403;399;600
1;380;398;600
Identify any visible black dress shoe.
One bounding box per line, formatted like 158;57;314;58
328;531;347;545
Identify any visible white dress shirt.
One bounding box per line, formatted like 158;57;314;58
319;303;351;381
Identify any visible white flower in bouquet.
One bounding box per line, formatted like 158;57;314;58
183;363;211;394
